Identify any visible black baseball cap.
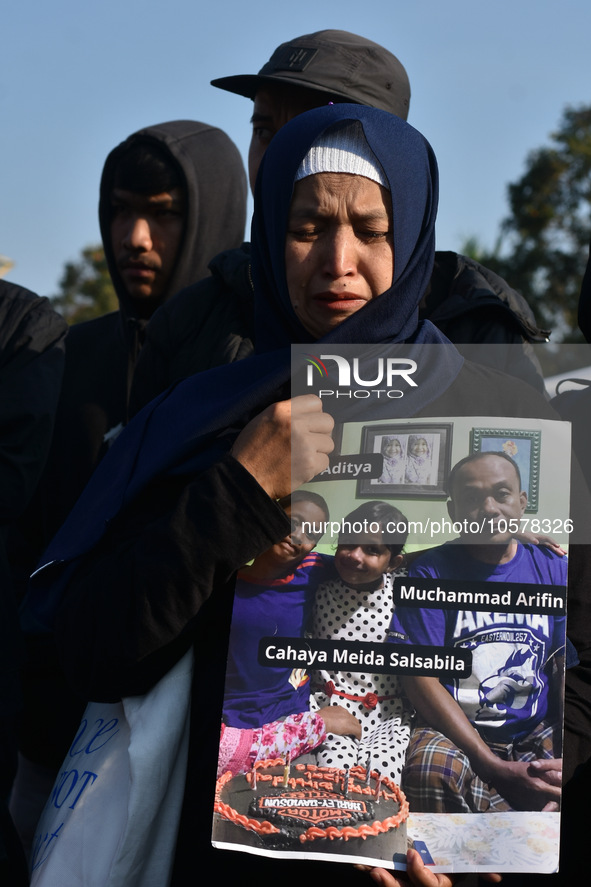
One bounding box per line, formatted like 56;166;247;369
211;30;411;121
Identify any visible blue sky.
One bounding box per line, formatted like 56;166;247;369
2;0;589;297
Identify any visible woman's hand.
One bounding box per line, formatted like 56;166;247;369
514;531;566;556
527;758;562;810
356;849;502;886
484;757;562;811
318;705;362;739
232;394;334;499
527;757;562;787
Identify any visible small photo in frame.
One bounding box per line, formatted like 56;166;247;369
470;428;541;513
357;423;453;499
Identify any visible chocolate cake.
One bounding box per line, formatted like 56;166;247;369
214;759;408;853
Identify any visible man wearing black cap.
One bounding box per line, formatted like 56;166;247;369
211;30;411;192
130;29;547;413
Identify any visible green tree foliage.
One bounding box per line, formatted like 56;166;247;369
464;105;591;341
52;245;118;324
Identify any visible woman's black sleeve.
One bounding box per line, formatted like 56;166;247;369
55;455;290;701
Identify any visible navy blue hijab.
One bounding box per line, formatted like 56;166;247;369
252;104;440;351
25;105;461;629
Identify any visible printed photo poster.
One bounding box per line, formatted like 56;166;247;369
212;346;571;874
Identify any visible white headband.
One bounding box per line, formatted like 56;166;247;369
295;121;389;190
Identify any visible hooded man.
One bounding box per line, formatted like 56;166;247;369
15;120;247;562
7;121;247;854
129;29;548;414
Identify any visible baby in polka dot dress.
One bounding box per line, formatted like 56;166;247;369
310;500;414;782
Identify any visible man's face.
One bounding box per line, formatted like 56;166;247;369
448;454;527;545
110;187;185;316
248;84;328;191
256;500;327;577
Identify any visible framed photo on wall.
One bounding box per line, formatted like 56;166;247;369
357;423;453;499
470;427;541;513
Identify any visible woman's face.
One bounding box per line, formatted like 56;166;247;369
285;172;394;338
383;437;401;459
411;438;428;457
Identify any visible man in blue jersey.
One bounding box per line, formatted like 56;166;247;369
389;452;565;813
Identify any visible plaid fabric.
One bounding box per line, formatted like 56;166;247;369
401;719;559;813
